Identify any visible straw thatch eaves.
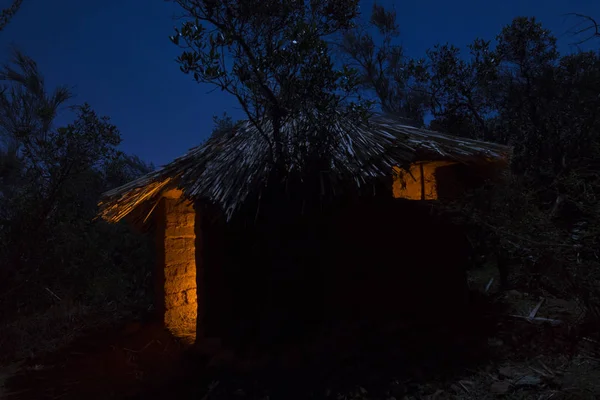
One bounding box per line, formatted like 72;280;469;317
98;113;511;223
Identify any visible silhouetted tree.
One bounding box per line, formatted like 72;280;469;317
0;50;154;329
169;0;371;172
335;3;429;125
416;16;600;320
566;13;600;45
0;0;22;32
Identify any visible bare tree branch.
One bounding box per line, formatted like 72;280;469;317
0;0;23;32
564;13;600;45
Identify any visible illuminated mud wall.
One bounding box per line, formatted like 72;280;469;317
392;161;456;200
155;189;197;340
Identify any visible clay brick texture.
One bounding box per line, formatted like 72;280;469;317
155;196;197;338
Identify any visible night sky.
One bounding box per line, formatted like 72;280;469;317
1;0;598;167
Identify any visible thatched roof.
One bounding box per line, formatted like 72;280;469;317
98;113;511;223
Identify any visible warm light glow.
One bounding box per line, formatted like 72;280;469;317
392;162;455;200
160;191;197;343
162;188;184;199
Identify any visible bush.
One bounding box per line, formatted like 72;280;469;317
0;50;155;363
440;169;600;330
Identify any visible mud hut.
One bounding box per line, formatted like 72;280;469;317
98;113;511;354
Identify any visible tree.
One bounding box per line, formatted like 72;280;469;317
209;111;238;139
419;16;600;203
0;49;72;149
422;17;563;167
335;2;429;125
492;17;564;175
566;13;600;46
0;50;151;299
0;49;156;361
0;0;22;32
102;153;155;191
424;39;498;140
0;51;120;232
169;0;369;173
0;50;75;261
415;16;600;320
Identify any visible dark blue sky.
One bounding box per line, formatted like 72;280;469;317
1;0;599;167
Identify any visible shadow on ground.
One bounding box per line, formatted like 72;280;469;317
4;319;188;399
4;292;505;400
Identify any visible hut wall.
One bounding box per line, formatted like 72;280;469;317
321;197;470;321
194;202;230;345
154;190;197;340
434;162;486;200
215;191;472;355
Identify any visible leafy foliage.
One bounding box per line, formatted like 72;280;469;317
209;111;239;139
423;38;498;140
389;16;600;324
0;0;22;32
336;3;429;124
0;50;154;359
170;0;372;172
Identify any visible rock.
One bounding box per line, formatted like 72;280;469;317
490;381;512;394
450;384;464;394
504;290;524;300
498;366;523;378
488;337;504;347
513;375;542;387
429;389;446;399
390;382;407;397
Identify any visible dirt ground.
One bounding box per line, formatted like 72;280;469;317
0;320;195;399
2;264;600;400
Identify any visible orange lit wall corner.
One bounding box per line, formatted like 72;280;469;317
392;161;456;200
155;189;198;343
